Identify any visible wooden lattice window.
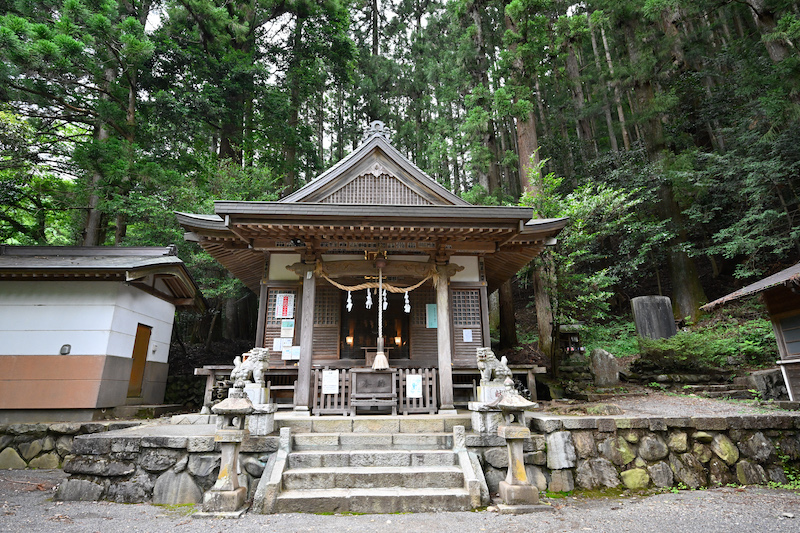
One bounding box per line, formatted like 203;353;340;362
314;286;340;326
452;290;481;326
411;288;434;326
266;288;297;326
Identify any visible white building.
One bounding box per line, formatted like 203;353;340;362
0;245;204;422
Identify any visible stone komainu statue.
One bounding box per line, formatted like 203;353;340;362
476;347;512;384
231;347;270;386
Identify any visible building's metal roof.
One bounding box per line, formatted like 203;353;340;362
0;245;206;311
701;263;800;311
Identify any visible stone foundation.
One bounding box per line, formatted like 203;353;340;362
0;421;143;471
53;430;278;504
15;412;800;506
471;414;800;493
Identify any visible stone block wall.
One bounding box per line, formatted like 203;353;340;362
53;433;278;504
470;414;800;494
0;422;142;471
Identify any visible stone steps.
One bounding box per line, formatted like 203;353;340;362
276;414;472;434
274;487;472;514
291;432;452;451
700;389;757;400
682;384;747;393
282;465;464;490
287;449;458;468
266;440;477;514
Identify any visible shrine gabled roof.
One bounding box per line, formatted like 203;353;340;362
175;122;569;293
280;127;469;206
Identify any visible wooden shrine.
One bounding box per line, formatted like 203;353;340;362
178;122;567;414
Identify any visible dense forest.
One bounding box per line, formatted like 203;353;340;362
2;0;800;354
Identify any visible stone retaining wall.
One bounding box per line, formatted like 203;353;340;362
0;422;142;471
8;414;800;505
470;414;800;494
54;432;278;504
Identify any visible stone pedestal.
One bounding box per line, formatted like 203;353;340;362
468;402;503;435
478;384;505;403
243;385;269;405
248;403;278;436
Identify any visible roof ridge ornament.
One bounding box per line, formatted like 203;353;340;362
362;120;391;143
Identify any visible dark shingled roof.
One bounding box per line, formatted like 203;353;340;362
701;263;800;311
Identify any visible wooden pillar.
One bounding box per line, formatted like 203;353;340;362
294;264;316;413
254;282;268;348
479;284;490;347
436;264;455;411
254;253;269;348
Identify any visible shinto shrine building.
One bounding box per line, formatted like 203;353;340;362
177;122;567;414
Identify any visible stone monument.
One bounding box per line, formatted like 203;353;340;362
631;296;677;340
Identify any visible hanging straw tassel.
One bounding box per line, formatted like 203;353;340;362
346;291;353;312
365;288;372;309
404;291;411;313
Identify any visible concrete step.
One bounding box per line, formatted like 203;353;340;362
282;465;464;490
276;414;472;434
288;449;458;469
291;432;453;451
274;487;472;514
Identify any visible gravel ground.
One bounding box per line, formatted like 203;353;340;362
607;391;796;417
1;469;798;533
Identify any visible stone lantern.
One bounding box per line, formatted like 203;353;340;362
487;377;544;511
201;381;254;517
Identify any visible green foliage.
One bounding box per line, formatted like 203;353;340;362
637;314;777;372
582;320;640;358
520;165;669;324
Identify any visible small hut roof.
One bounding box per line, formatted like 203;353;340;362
701;263;800;311
0;245;206;311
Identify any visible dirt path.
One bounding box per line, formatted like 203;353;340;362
2;470;798;533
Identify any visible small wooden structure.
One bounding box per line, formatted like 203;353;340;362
702;263;800;401
0;245;204;421
178;122;567;414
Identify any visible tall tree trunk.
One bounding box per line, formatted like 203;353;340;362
284;14;305;194
532;254;556;365
564;37;593;160
83;66;115;246
600;23;631;150
588;13;618;153
748;0;794;62
498;280;517;349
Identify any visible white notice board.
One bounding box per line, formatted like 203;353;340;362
322;370;339;394
407;374;423;398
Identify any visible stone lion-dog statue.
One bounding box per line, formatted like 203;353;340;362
231;347;270;386
476;347;512;385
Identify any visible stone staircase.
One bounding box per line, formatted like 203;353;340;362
681;383;757;400
252;415;484;514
